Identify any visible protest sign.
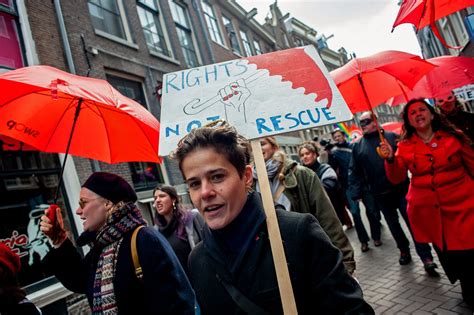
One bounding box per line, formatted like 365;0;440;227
453;84;474;101
159;46;352;314
159;45;352;155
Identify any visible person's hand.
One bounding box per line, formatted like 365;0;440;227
379;141;394;160
219;79;250;114
40;206;67;247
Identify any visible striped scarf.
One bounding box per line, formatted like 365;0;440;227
92;202;146;314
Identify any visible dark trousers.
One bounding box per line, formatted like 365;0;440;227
345;189;381;244
434;246;474;305
374;191;433;262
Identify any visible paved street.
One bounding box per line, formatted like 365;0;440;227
346;220;473;314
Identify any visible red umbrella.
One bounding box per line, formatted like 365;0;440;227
330;51;435;113
0;65;161;202
387;56;474;106
382;121;403;134
392;0;474;49
330;50;435;157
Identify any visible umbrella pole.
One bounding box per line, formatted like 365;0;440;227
396;81;409;103
54;98;83;204
357;74;389;158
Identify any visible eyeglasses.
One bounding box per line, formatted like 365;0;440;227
78;197;102;209
359;118;373;127
435;95;455;105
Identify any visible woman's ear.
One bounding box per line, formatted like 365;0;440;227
104;200;113;210
244;165;253;189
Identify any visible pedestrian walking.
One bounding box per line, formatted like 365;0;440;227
349;111;438;275
330;129;382;252
435;91;474;143
172;122;374;314
153;184;205;275
298;141;353;229
254;136;356;275
40;172;195;314
381;99;474;306
0;243;42;315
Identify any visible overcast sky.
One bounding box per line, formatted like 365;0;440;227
236;0;422;58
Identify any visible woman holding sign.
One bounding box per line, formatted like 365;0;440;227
173;122;373;314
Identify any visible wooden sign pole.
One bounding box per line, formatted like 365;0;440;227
250;140;298;315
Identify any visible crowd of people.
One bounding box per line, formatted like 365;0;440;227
1;91;472;313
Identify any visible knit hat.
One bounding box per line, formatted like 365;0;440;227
0;243;21;276
82;172;137;204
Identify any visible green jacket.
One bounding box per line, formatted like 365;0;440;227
280;159;355;274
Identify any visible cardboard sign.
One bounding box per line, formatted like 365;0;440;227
453;84;474;101
159;46;352;155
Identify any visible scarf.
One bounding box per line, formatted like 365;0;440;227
253;159;292;211
202;191;266;275
91;202;146;314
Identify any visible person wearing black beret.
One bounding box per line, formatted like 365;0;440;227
40;172;195;314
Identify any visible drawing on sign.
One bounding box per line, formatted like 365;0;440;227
183;70;268;124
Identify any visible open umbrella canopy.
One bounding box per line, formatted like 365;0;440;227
387;56;474;106
392;0;474;30
0;65;161;163
330;50;436;113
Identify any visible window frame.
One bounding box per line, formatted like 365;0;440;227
253;39;263;55
87;0;134;45
239;30;253;57
222;15;241;55
136;0;174;58
201;1;224;46
169;0;201;68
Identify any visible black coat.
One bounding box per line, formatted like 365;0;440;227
188;193;374;315
349;130;408;198
43;227;195;314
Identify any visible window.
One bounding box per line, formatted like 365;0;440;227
0;147;74;293
88;0;130;41
294;37;306;47
201;1;224;45
222;15;241;54
253;39;263;55
169;1;199;67
106;75;165;191
0;10;24;69
240;30;252;56
465;14;474;39
137;0;170;56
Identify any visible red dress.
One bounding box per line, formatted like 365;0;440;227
385;131;474;251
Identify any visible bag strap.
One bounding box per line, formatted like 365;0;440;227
215;274;269;315
131;225;145;281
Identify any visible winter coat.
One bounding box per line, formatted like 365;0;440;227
328;141;353;188
279;159;355;274
42;227;195;314
385;131;474;251
159;210;205;275
188;192;374;315
349;130;409;199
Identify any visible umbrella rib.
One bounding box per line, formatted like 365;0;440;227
95;105;113;163
0;88;49;109
44;98;79;150
95;104;158;163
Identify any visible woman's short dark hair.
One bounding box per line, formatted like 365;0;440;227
401;98;469;144
153;184;183;227
172;122;251;178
